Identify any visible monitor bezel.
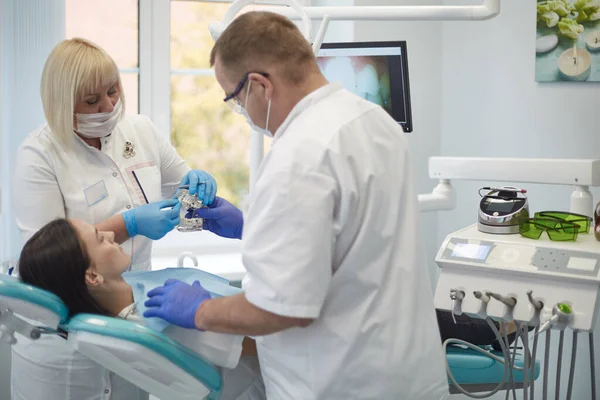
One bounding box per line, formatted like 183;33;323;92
317;41;413;133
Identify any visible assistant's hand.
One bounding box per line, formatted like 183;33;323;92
179;170;217;205
122;199;181;240
188;196;243;239
144;279;211;329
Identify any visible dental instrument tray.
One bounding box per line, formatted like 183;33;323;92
478;186;529;235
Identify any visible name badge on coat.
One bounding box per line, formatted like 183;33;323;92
84;180;109;207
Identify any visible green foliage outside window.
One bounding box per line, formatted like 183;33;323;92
171;3;251;207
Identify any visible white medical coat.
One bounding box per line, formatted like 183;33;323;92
11;115;189;400
242;83;449;400
13;115;189;270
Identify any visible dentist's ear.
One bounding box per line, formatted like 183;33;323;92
253;74;273;101
85;268;104;287
264;81;274;101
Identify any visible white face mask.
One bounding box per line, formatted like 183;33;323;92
75;98;123;139
243;81;272;138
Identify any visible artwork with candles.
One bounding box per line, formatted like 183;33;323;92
536;0;600;82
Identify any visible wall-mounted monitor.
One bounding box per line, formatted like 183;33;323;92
316;41;413;133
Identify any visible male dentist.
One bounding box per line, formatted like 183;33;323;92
145;11;448;400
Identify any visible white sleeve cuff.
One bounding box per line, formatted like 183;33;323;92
245;290;321;319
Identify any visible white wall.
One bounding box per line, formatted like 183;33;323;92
0;1;65;397
440;1;600;399
0;0;10;263
1;0;65;262
1;1;12;396
354;0;444;289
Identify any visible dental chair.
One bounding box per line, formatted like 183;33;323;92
1;273;539;399
0;273;222;400
446;345;540;395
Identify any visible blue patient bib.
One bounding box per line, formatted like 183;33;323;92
123;268;241;332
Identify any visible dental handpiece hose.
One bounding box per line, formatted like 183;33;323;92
530;327;540;400
522;325;529;400
590;333;597;400
525;291;543;400
543;330;552;400
504;328;518;400
555;330;565;400
566;331;578;400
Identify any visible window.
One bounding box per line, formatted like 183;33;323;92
61;1;347;278
65;0;140;114
170;1;251;208
153;1;253;273
64;1;247;274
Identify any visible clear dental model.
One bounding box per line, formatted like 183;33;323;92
176;189;205;232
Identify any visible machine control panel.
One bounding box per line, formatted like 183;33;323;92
435;224;600;331
438;224;600;280
449;242;493;261
532;248;599;276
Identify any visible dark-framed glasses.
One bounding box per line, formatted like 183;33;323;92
223;71;269;114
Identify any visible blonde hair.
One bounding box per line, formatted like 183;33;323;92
210;11;318;84
40;38;126;145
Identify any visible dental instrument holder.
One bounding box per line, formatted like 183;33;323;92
176;189;205;232
526;290;544;326
488;291;517;321
473;290;491;318
435;223;600;332
538;303;573;334
478;186;529;235
450;289;465;324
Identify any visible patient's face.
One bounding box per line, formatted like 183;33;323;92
70;219;131;280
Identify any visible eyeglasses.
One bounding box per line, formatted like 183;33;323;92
534;211;592;233
223;71;269;114
519;217;580;241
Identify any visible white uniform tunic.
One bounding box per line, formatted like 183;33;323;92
11;115;189;400
13;114;189;271
242;83;449;400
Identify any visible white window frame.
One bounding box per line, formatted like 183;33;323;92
137;0;352;271
139;0;244;266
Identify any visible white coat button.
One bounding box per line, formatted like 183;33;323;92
112;172;118;177
104;389;110;394
126;205;131;209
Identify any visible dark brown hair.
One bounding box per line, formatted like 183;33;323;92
18;219;109;317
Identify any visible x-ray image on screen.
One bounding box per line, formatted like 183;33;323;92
316;42;412;133
317;56;392;115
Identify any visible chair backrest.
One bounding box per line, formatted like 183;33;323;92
0;275;69;328
67;314;223;399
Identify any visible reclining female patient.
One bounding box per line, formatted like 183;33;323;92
18;219;518;379
18;218;264;400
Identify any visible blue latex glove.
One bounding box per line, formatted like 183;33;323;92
179;170;217;206
188;196;243;239
122;199;181;240
143;279;211;329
